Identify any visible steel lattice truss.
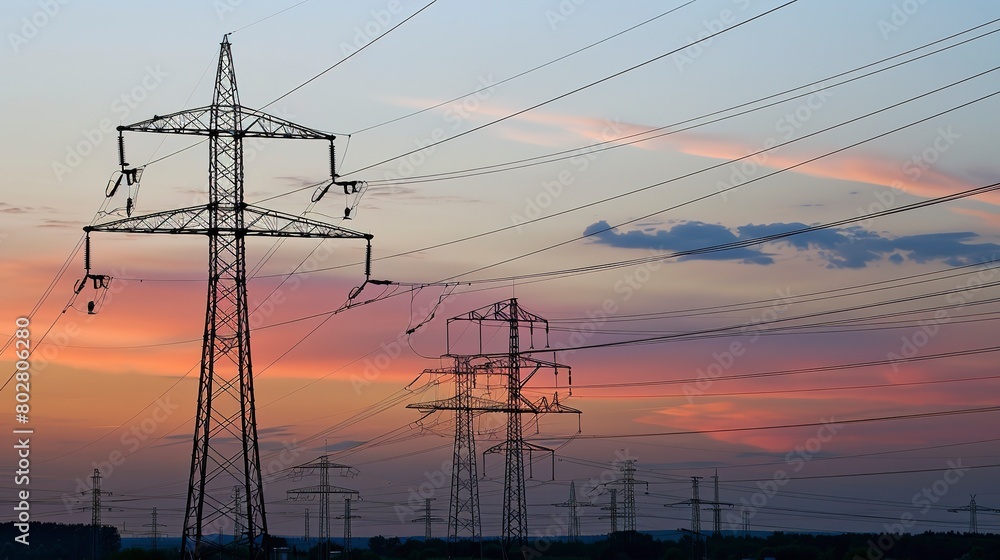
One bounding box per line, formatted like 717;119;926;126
87;36;371;560
410;298;581;550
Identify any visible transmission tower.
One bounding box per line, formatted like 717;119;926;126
601;488;618;535
336;497;360;556
412;498;444;540
81;469;112;560
949;494;1000;534
604;459;647;533
287;457;358;558
232;487;243;547
668;474;732;538
85;36;373;560
144;508;166;551
304;509;310;542
409;298;581;548
407;358;486;541
554;481;593;541
741;511;750;536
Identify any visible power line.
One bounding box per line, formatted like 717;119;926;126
340;0;799;176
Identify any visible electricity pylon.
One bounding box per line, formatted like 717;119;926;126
948;494;1000;534
85;36;372;559
605;459;646;533
336;497;360;556
81;469;111;560
407;358;488;541
411;298;581;549
287;457;358;558
144;508;166;551
667;476;732;538
412;498;444;540
601;488;618;535
554;481;593;541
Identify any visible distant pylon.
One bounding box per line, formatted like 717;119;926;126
667;473;732;537
81;469;111;560
304;508;310;542
948;494;1000;534
143;508;165;551
712;470;721;536
554;481;593;541
618;459;647;532
691;476;702;535
412;497;444;540
741;511;750;536
408;357;484;541
287;457;358;558
602;488;619;535
336;497;360;556
232;486;243;546
409;298;581;548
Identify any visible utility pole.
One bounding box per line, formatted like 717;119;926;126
949;494;1000;534
409;298;581;549
85;36;373;559
81;469;111;560
287;457;359;558
144;508;166;551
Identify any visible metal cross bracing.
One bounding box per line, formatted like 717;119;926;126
85;36;373;559
287;457;359;557
408;298;582;549
407;358;484;542
553;481;593;541
948;494;1000;534
666;475;733;538
412;497;445;540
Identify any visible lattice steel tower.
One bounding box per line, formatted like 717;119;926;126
410;299;581;548
86;36;372;559
407;358;487;541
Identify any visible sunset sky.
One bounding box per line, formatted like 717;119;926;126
2;0;1000;542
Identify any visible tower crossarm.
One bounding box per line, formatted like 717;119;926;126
287;486;359;498
86;204;372;239
119;105;335;140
